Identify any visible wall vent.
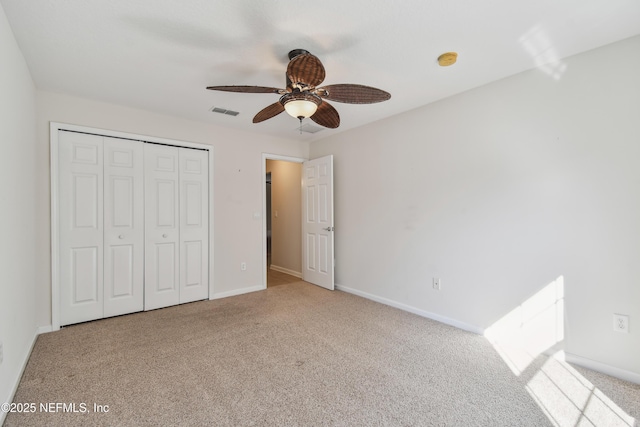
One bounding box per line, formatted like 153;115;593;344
298;123;324;134
210;106;239;116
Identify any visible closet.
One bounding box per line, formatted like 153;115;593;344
57;130;209;326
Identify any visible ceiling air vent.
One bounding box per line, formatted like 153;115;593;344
210;106;239;116
298;123;324;134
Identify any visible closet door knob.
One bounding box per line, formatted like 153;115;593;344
162;234;168;238
118;235;124;239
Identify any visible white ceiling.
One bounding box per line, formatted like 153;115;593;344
3;0;640;142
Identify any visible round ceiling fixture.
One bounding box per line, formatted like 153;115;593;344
281;92;322;120
438;52;458;67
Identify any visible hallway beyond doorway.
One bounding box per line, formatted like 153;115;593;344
267;268;301;287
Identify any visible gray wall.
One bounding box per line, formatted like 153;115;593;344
0;3;41;415
310;35;640;377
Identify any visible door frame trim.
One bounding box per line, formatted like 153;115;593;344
50;122;215;331
261;153;306;290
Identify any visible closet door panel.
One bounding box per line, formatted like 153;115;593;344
155;242;178;289
145;144;180;310
59;131;104;325
104;138;144;317
179;148;209;303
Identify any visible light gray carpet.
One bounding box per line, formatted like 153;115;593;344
5;282;639;426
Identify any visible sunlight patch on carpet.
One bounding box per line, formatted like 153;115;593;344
527;353;635;427
485;275;636;426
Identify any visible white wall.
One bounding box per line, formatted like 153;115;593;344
268;160;302;274
0;3;42;417
310;35;640;376
37;91;310;325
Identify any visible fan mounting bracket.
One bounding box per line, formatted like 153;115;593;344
288;49;310;60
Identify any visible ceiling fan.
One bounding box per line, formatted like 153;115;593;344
207;49;391;129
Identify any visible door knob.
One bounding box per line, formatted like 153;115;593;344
322;226;334;232
118;235;124;239
162;234;168;238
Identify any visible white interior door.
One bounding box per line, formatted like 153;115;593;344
302;155;335;290
103;137;144;317
59;131;104;325
144;143;180;310
178;148;209;303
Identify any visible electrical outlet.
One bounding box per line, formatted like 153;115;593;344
240;262;247;271
0;340;3;364
613;314;629;333
433;278;441;291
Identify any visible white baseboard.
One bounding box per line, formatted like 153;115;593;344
211;285;265;300
565;352;640;385
269;265;302;278
335;283;484;335
0;327;39;426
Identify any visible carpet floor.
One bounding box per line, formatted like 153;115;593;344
5;281;639;426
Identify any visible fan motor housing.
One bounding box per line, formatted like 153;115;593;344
288;49;310;60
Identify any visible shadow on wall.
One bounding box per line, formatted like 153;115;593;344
485;277;635;426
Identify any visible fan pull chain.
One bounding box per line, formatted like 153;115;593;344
299;117;303;134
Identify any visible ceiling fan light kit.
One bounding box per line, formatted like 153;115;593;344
282;92;322;120
207;49;391;129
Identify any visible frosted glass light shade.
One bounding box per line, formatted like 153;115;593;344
284;100;318;119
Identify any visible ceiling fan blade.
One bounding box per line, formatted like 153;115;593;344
311;101;340;129
287;53;326;88
253;102;285;123
207;85;282;94
316;84;391;104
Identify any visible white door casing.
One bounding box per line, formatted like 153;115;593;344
103;137;144;317
179;148;209;303
59;131;104;325
302;155;335;290
144;143;181;310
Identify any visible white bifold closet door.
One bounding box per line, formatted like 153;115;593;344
103;137;144;317
144;144;209;310
59;131;208;325
59;132;144;325
178;148;210;304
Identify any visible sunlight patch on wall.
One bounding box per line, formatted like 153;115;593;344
520;25;568;81
485;276;564;376
527;352;635;427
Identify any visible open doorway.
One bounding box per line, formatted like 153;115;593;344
263;155;305;288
